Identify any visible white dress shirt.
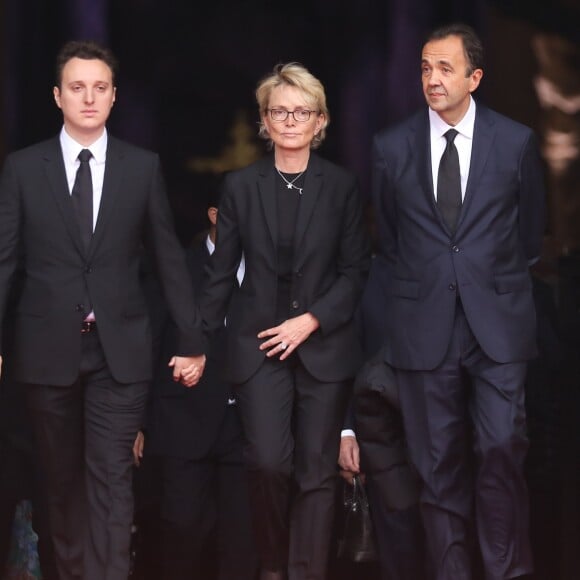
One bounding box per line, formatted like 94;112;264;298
60;126;108;232
205;235;245;286
60;127;107;321
429;96;476;200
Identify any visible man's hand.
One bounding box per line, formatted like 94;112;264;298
133;430;145;467
338;435;363;485
168;354;206;387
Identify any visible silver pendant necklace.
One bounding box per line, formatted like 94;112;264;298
276;167;304;195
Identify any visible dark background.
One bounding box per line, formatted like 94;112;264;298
1;1;579;578
2;0;577;244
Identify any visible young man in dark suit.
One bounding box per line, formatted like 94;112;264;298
0;40;205;580
145;185;257;580
371;23;546;580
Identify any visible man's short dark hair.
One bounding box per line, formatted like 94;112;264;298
55;40;118;87
426;23;484;75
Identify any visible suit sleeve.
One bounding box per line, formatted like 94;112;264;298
144;155;204;355
518;131;547;263
371;133;398;267
307;177;371;335
0;155;22;354
200;178;243;337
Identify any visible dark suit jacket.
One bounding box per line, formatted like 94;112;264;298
148;236;239;459
371;103;546;370
201;153;371;384
0;134;202;386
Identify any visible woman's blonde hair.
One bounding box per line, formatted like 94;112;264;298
255;62;329;150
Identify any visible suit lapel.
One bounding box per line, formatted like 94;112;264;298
417;106;495;235
90;136;124;256
293;153;322;257
413;112;440;220
460;105;494;225
258;155;278;250
43;137;85;255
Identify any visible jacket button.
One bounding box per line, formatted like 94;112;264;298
75;304;84;312
291;300;299;309
448;284;456;291
452;245;460;253
85;267;92;274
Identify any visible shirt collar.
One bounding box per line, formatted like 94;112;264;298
59;126;108;165
428;96;476;140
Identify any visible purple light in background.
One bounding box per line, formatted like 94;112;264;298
66;0;109;43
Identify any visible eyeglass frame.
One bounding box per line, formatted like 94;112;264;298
266;108;320;122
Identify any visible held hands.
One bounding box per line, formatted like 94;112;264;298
257;313;320;360
168;354;206;388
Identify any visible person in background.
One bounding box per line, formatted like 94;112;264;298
370;22;546;580
0;40;205;580
144;182;257;580
200;62;370;580
339;253;425;580
0;268;58;580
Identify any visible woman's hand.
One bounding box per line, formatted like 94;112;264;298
257;312;320;360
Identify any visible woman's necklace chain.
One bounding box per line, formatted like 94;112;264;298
276;167;304;195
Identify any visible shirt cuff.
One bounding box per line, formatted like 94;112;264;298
341;429;356;438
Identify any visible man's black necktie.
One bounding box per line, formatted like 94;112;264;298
437;129;462;234
71;149;93;250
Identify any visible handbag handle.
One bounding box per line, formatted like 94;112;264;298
352;474;368;505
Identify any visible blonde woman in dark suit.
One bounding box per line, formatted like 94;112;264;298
201;63;371;580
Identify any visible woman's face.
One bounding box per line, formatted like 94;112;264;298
263;84;324;153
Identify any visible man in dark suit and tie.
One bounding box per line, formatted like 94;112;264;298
146;186;257;580
371;23;546;580
0;40;205;580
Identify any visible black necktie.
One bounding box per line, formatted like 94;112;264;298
71;149;93;250
437;129;462;234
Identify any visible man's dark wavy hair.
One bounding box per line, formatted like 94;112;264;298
55;40;119;87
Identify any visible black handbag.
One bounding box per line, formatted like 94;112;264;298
337;474;378;562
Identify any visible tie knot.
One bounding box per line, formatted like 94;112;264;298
444;129;458;144
78;149;92;163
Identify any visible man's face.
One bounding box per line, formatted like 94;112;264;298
53;57;116;143
421;35;482;126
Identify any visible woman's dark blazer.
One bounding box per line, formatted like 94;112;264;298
201;153;371;384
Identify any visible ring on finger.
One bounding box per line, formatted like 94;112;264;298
280;342;288;350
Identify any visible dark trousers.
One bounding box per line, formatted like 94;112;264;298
236;356;349;580
397;304;533;580
159;405;258;580
366;479;425;580
25;329;148;580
